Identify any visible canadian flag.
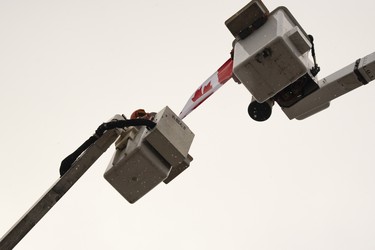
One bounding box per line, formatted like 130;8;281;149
179;58;233;119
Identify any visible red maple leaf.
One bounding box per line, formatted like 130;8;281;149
192;82;212;102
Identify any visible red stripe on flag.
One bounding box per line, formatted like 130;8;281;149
217;58;233;84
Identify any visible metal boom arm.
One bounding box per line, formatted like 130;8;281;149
0;129;119;250
282;52;375;120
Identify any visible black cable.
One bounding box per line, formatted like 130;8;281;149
308;35;320;76
59;119;156;177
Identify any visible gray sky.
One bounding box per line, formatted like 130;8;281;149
1;0;375;249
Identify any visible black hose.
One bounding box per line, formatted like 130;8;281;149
59;119;156;176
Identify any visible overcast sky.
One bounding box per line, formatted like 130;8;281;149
1;0;375;249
